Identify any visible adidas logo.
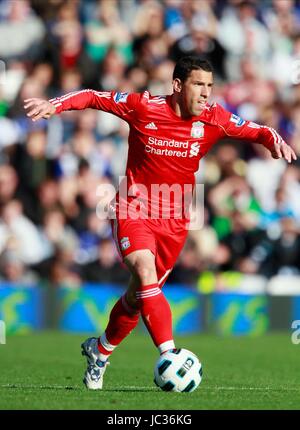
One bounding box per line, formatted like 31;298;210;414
145;122;157;130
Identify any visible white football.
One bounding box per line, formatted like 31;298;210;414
154;348;203;393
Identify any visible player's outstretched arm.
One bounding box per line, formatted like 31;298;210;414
217;106;298;164
24;98;56;122
24;90;139;122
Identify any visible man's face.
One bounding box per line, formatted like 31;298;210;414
174;69;213;117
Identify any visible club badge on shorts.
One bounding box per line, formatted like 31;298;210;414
191;121;204;138
120;237;131;250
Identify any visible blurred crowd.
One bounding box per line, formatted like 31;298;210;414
0;0;300;288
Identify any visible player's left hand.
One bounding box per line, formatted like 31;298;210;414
23;98;56;122
270;140;297;163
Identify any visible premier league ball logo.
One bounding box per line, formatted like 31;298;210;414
191;121;204;138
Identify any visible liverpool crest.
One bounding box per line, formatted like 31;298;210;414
191;121;204;138
120;237;131;250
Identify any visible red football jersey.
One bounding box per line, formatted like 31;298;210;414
50;90;282;218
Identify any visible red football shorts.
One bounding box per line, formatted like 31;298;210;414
111;216;188;288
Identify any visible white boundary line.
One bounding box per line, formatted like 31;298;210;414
1;384;300;392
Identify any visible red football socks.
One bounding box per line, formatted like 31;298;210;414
136;283;175;353
97;294;139;361
97;284;175;361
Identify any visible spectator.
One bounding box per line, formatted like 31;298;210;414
40;208;79;259
169;14;227;81
279;164;300;222
84;0;133;65
208;175;262;239
224;56;277;119
57;176;80;222
217;0;271;80
0;250;39;284
0;199;46;266
262;0;300;62
167;238;201;285
0;165;19;205
81;238;130;284
35;178;60;225
188;207;219;271
246;142;286;212
245;216;300;277
50;247;82;288
259;186;296;231
0;0;45;62
50;1;83;70
216;209;264;273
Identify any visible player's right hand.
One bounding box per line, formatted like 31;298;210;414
24;98;56;122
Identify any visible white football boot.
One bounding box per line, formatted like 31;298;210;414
81;337;109;390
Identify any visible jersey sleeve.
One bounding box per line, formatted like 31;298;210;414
49;90;141;123
214;103;285;151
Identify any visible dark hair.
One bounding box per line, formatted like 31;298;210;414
173;56;213;82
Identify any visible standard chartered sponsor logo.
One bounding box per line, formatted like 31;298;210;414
146;137;200;158
148;136;188;148
189;142;200;157
145;145;188;157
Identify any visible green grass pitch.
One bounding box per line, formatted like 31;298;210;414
0;331;299;410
